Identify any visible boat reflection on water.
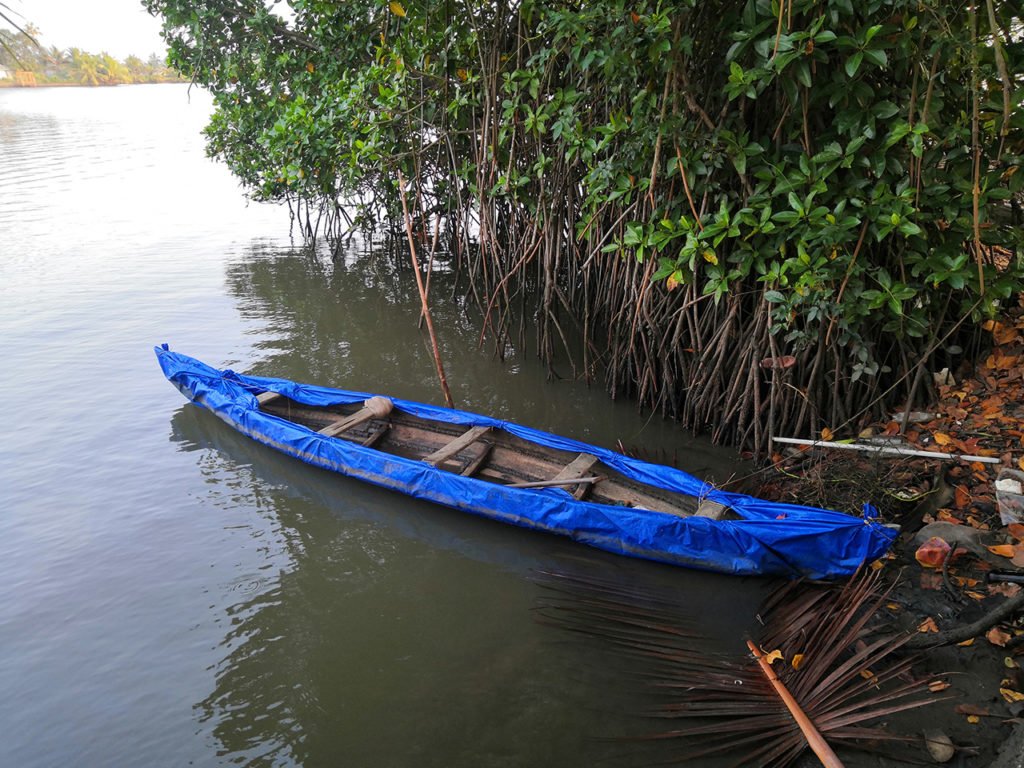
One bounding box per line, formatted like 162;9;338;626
168;404;765;767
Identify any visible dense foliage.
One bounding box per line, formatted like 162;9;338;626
146;0;1023;452
0;25;181;85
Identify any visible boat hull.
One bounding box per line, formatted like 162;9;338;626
156;345;896;578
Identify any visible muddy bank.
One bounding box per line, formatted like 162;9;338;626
753;314;1024;765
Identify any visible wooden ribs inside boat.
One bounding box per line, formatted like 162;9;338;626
256;393;726;519
424;426;492;466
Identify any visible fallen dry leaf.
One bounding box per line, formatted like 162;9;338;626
1006;657;1020;669
955;485;972;509
994;353;1019;370
929;680;952;692
1002;688;1024;703
988;582;1022;597
987;627;1012;647
988;544;1017;558
937;509;962;524
1008;523;1024;540
957;638;975;647
918;617;940;633
820;427;834;441
966;515;989;530
933;431;953;446
965;590;987;600
978;397;1003;415
791;653;805;670
993;321;1020;345
763;649;783;665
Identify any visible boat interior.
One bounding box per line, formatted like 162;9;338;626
256;392;736;520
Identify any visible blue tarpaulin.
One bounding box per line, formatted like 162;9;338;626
156;345;896;578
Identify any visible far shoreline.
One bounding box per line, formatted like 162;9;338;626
0;80;187;89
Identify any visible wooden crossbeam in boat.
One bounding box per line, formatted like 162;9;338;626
694;499;733;520
256;391;283;407
460;443;493;477
361;423;391;448
424;426;491;467
549;453;600;499
318;397;393;438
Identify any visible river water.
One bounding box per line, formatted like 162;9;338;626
0;84;762;767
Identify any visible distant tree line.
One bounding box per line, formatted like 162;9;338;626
0;25;183;85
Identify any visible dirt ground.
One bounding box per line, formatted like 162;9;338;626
753;314;1024;766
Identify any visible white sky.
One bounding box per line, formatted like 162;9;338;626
2;0;167;59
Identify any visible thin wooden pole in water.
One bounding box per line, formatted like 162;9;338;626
397;170;455;408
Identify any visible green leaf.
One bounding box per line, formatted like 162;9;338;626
844;51;863;78
863;48;887;68
884;121;911;148
624;223;643;246
795;60;812;88
872;101;898;119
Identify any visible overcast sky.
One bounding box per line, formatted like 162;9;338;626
3;0;167;59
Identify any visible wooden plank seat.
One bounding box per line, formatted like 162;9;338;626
694;499;736;521
256;391;283;407
513;453;601;500
318;396;394;438
424;426;492;467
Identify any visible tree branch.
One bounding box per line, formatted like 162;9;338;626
904;592;1024;649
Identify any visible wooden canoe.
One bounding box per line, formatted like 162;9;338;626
156;345;897;578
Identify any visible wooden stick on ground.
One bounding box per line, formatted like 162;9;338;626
747;640;846;768
772;436;1001;464
397;170;455;408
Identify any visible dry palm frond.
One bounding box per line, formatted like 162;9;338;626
534;567;948;767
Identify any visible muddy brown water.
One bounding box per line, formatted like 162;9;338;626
0;84;779;766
